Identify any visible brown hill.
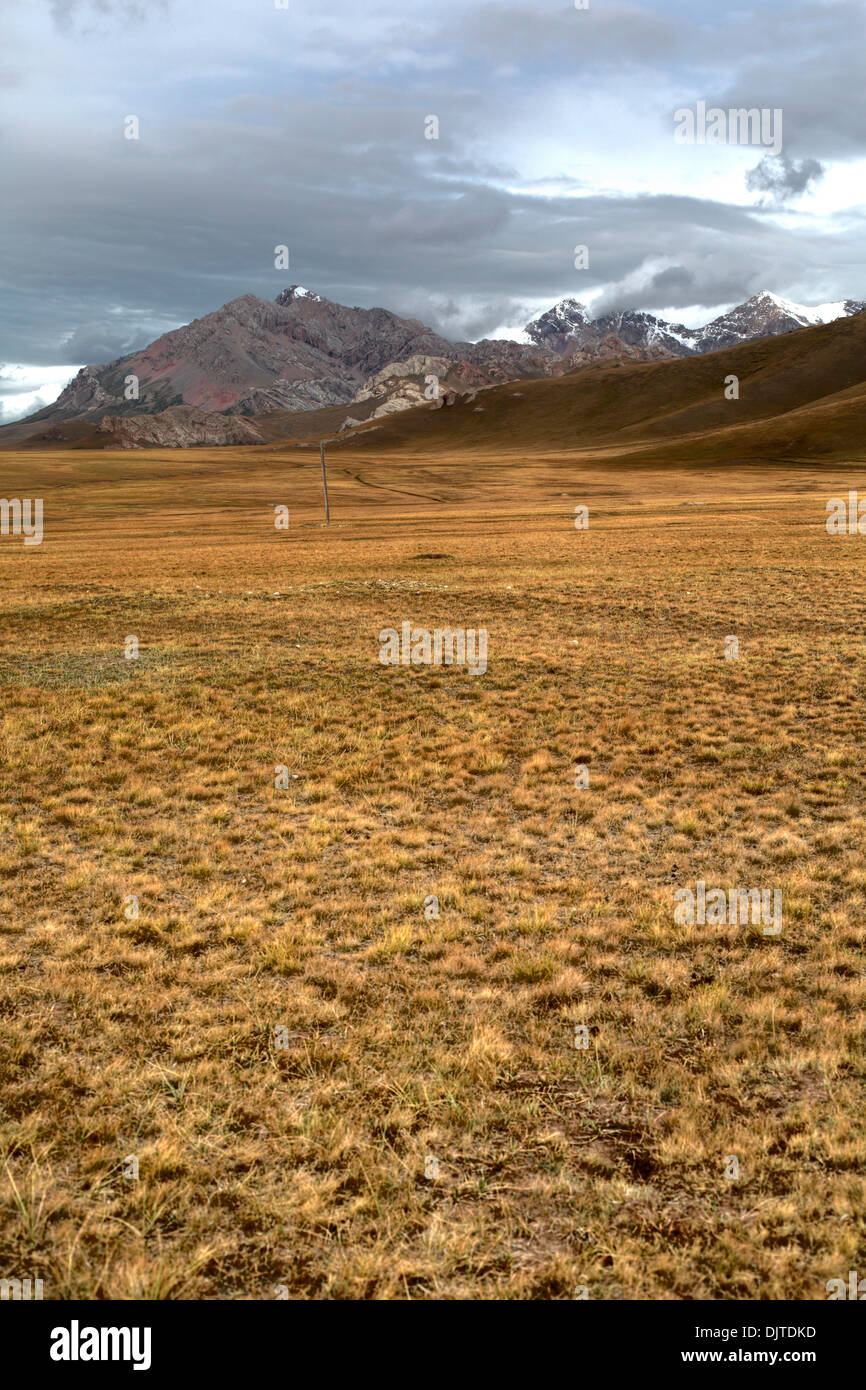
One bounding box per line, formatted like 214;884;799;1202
323;311;866;464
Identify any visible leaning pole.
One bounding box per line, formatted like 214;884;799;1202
319;441;331;525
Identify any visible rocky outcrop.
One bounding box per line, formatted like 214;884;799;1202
98;406;264;448
349;350;562;419
351;354;453;417
562;332;679;368
49;366;121;416
225;375;356;414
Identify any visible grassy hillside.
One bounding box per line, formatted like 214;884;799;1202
324;313;866;465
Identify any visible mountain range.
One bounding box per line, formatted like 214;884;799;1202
3;286;864;447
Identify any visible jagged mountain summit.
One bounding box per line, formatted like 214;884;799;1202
686;291;866;352
274;285;323;305
44;288;460;420
524;297;591;348
525;290;866;358
528;304;694;357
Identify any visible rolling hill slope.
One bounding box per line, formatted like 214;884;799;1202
326;310;866;464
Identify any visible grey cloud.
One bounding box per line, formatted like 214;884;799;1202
49;0;169;30
464;1;682;65
57;320;161;363
589;216;810;317
595;263;702;318
392;293;539;341
372;189;512;247
645;265;697;300
714;4;866;160
746;154;825;202
2;96;859;362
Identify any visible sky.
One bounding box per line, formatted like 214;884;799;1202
2;0;865;420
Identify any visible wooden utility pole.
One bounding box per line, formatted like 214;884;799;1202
320;441;330;525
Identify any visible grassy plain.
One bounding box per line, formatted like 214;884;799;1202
0;442;864;1299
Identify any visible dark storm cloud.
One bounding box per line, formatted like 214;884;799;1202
0;106;857;355
58;319;162;363
371;188;513;247
746;155;825;203
594;262;700;316
643;265;697;300
714;2;866;158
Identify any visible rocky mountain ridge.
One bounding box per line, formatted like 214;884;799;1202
6;285;864;446
524;290;866;357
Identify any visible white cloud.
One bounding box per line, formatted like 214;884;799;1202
0;365;82;422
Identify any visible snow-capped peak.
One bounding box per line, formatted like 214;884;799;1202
752;290;849;326
524;298;590;345
275;285;323;305
521;289;865;359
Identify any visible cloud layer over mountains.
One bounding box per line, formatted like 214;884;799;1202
2;0;865;424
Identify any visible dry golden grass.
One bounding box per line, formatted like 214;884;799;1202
0;442;864;1299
